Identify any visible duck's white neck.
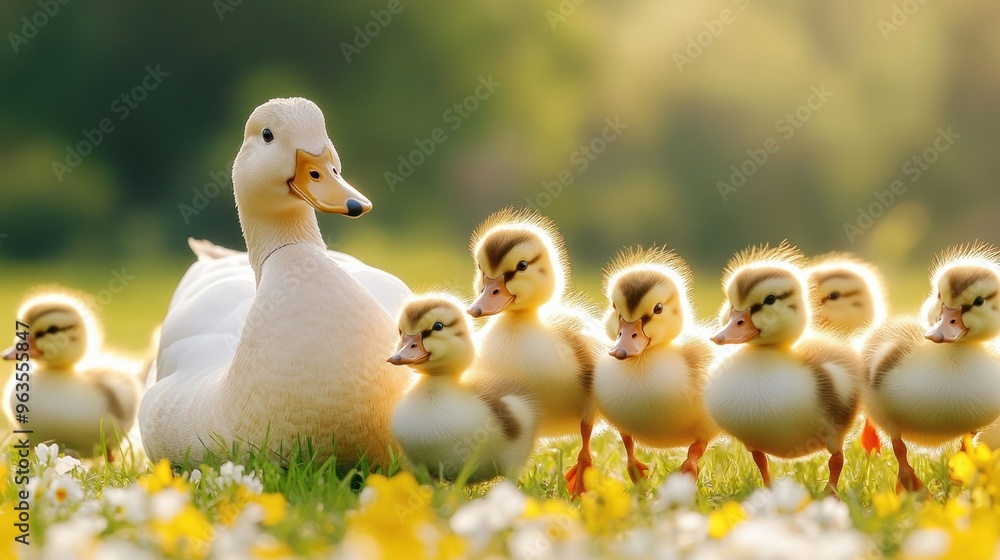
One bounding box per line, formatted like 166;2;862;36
238;205;325;284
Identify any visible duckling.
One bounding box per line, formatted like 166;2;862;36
389;295;538;483
2;291;142;457
806;254;889;453
593;247;719;482
464;208;598;496
863;242;1000;492
807;253;887;337
704;242;863;494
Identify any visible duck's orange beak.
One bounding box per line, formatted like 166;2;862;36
609;317;650;360
388;334;429;365
288;147;372;217
712;308;759;345
2;335;38;360
468;275;514;318
925;306;967;343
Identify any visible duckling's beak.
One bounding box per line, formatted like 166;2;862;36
388;334;430;365
925;306;967;343
288;147;372;217
711;308;759;345
1;346;16;360
468;275;514;318
609;317;650;360
2;335;38;360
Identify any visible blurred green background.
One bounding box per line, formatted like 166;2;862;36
1;0;998;353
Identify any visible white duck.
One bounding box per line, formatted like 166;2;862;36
863;242;1000;491
3;292;141;457
139;97;413;467
389;295;538;483
593;247;719;482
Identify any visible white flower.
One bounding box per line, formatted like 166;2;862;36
54;455;83;476
656;473;697;511
902;529;950;559
41;515;107;560
91;540;159;560
801;497;851;530
47;476;84;505
188;469;202;484
216;461;263;494
359;485;377;507
771;478;809;514
103;485;149;525
35;442;59;465
151;488;188;522
450;481;527;551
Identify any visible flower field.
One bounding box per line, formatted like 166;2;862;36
2;430;998;559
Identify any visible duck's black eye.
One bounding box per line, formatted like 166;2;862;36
763;294;777;305
432;321;444;331
516;260;528;272
974;296;985;307
262;128;274;143
828;292;841;301
46;325;59;335
653;303;663;314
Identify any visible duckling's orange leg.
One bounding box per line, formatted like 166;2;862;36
826;450;845;498
892;437;924;493
679;440;708;478
564;420;594;498
621;434;649;483
750;450;771;487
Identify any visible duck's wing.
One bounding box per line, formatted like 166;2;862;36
153;243;255;383
183;238;411;317
861;317;925;390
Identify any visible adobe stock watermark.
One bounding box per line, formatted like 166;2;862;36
340;0;411;63
545;0;588;30
673;0;750;72
179;165;233;224
51;64;170;183
212;0;244;21
878;0;931;41
8;0;71;54
524;117;627;213
384;74;502;192
716;84;834;201
843;126;959;244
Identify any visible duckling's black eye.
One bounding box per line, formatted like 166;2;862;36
653;303;663;314
763;294;777;305
262;128;274;143
432;322;444;331
516;260;528;272
828;292;841;301
974;296;985;307
46;325;59;335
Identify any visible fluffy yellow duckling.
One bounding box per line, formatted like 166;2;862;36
863;242;1000;491
3;292;142;457
807;253;887;336
388;295;538;483
464;208;599;496
594;247;718;482
704;242;863;494
806;253;889;453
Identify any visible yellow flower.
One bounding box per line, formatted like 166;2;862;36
345;473;463;560
250;492;287;526
0;502;21;560
873;491;901;517
949;448;977;487
151;504;213;559
523;497;580;521
139;459;188;494
252;538;295;559
708;502;747;539
580;468;631;535
919;497;971;529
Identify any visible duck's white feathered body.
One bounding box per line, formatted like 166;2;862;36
467;313;592;438
141;243;411;464
706;339;861;458
595;337;717;448
392;376;536;482
864;319;1000;447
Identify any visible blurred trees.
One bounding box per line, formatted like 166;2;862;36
1;0;998;278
